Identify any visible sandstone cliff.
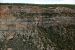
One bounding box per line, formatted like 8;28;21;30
0;4;75;50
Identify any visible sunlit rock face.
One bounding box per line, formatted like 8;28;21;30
0;4;75;50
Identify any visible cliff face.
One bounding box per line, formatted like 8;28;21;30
0;4;75;50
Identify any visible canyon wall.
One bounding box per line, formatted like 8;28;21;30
0;4;75;50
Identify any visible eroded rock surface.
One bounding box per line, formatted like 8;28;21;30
0;4;75;50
